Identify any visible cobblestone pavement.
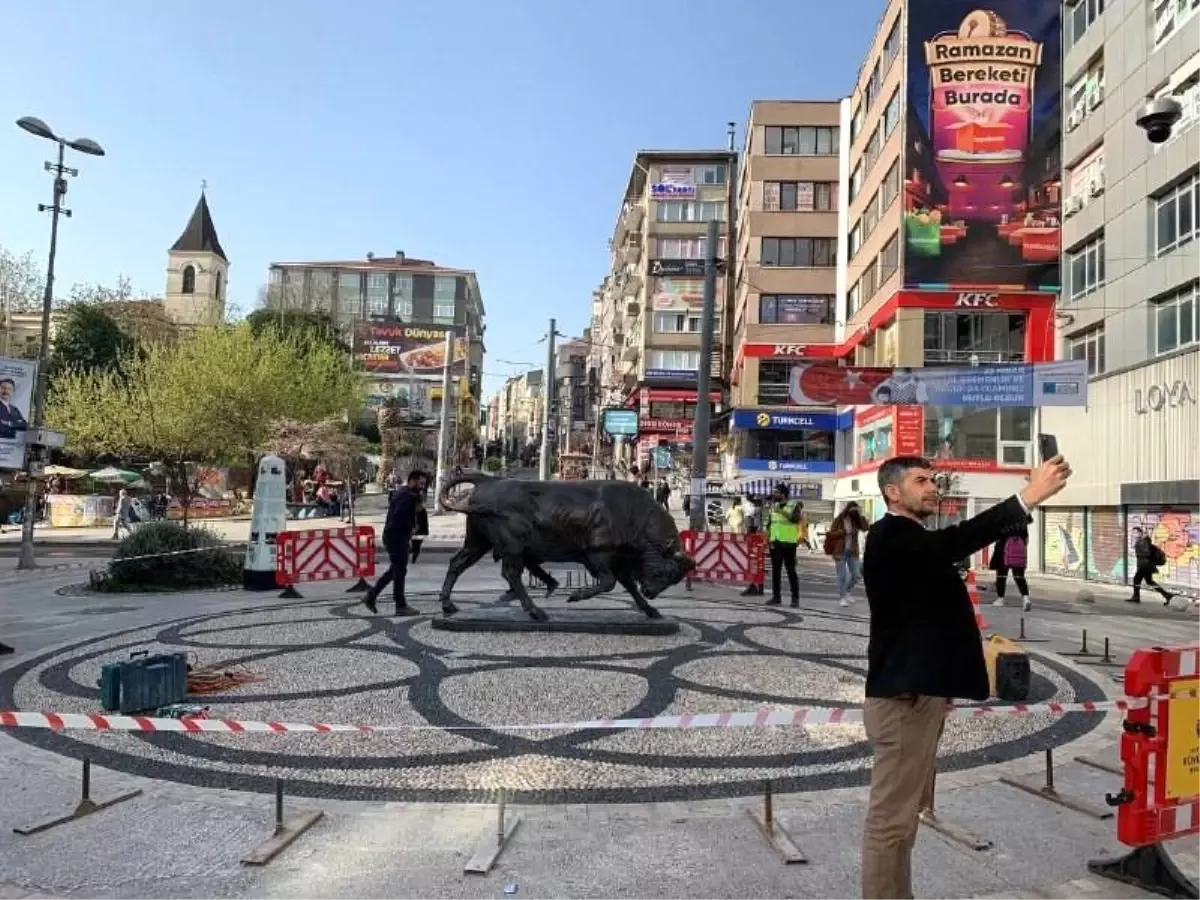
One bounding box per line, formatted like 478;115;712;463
0;559;1195;897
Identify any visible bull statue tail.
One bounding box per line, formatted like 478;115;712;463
438;471;494;512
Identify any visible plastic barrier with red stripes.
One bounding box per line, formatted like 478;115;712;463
275;525;376;598
680;530;766;590
1088;642;1200;897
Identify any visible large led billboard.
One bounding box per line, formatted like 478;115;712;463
903;2;1062;292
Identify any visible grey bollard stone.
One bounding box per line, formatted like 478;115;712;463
1076;589;1095;605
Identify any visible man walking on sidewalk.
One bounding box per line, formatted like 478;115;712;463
1128;526;1175;606
766;484;804;608
859;453;1070;899
361;470;428;616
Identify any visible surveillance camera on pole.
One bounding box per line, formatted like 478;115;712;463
1135;96;1183;144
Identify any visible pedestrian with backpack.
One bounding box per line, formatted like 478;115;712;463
1128;526;1175;606
825;501;869;608
989;518;1032;611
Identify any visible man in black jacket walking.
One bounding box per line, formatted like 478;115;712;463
1128;526;1175;606
859;453;1070;899
361;470;427;616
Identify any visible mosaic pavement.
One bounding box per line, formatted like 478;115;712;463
0;583;1107;804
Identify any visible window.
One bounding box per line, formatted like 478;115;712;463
847;279;862;316
754;430;835;465
697;165;726;185
923;311;1026;364
883;91;901;137
647;350;700;371
864;125;882;171
863;189;881;237
850;162;863;202
878;233;900;282
759;294;834;325
850;104;865;143
1066;59;1105;126
882;17;901;70
757;361;791;405
652;310;715;333
1067;148;1105;208
392;273;413;318
1067;233;1105;300
764;181;835;212
924;407;1033;461
1067;324;1106;375
1154;67;1200;152
1154;173;1198;257
1067;0;1104;48
214;271;222;301
655;236;727;258
366;273;389;318
849;223;862;257
1153;282;1198;355
336;271;361;321
760;237;837;267
648;401;708;420
865;62;881;110
656;200;726;222
764;126;839;156
181;265;195;294
1154;0;1200;51
880;161;900;210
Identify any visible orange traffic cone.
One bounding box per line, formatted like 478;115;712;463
967;570;989;632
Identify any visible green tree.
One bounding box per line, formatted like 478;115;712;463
50;304;136;377
47;323;362;523
245;307;350;355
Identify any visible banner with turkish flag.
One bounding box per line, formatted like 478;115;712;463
787;360;1088;407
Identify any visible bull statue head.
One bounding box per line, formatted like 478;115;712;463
639;548;698;599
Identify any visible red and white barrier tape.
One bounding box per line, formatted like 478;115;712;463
0;696;1153;736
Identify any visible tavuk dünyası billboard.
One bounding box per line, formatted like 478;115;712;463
903;2;1061;292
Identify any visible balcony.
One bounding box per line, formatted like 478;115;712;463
622;241;642;266
625;297;641;317
622;269;643;297
923;348;1024;366
622;339;640;362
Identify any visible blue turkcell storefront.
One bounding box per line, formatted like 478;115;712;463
730;409;838;475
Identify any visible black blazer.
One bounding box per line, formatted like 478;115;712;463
862;496;1028;701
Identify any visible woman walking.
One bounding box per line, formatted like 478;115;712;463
989;519;1032;611
825;501;869;608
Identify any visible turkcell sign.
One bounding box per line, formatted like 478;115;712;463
649;182;696;199
731;409;838;431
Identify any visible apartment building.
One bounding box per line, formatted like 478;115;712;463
810;0;1065;525
727;101;843;506
266;252;485;442
1037;0;1199;592
600;150;736;475
552;336;591;455
497;369;544;465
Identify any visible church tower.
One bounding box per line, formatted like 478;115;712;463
164;191;229;327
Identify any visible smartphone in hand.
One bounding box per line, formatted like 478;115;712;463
1038;433;1059;461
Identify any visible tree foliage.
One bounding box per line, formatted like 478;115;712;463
245;307;350;355
47;323;363;521
50;304;136;377
0;246;44;312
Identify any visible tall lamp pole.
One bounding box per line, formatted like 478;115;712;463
13;117;105;573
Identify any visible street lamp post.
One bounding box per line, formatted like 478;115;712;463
14;116;105;572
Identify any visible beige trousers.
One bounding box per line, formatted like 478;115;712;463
860;695;947;899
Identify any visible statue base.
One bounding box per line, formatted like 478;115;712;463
431;607;680;636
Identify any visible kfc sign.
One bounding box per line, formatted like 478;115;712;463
742;342;842;359
955;292;1000;308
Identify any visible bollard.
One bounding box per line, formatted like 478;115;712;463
14;757;143;836
746;778;806;864
242;778;324;866
1019;616;1026;640
1000;747;1112;820
1063;628;1094;657
1102;637;1112;664
464;789;521;875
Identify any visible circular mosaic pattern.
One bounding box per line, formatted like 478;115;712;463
0;589;1107;804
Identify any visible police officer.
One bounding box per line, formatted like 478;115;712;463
767;483;804;607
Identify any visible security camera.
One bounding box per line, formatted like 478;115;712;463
1135;96;1184;144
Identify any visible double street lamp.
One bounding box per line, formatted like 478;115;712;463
13;116;105;574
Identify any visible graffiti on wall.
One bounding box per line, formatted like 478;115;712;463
1043;507;1126;583
1129;509;1199;591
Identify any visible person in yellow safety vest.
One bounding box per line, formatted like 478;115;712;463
766;483;806;607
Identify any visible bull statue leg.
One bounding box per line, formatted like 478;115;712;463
438;543;490;616
497;557;559;603
614;571;663;619
565;554;617;603
500;555;548;621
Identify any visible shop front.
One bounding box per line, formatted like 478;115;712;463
1037;349;1199;592
724;408;838;516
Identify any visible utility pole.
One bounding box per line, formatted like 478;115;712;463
538;318;557;480
433;330;455;512
689;218;720;531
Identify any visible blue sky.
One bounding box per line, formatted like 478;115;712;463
0;0;883;397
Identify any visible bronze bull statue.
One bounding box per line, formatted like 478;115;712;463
437;473;697;621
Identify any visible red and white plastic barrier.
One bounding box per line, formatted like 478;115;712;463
681;530;766;588
0;696;1160;736
275;526;375;592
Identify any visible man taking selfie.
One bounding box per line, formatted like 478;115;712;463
859;453;1071;899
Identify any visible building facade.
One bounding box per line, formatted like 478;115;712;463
601;149;736;477
266;252;486;447
1038;0;1199;591
553;336;591;457
728;101;843;508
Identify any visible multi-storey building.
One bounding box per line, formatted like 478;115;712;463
1037;0;1198;592
728;100;843;509
601;149;736;476
265;251;485;446
497;369;543;465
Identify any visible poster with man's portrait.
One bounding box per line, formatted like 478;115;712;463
0;357;37;470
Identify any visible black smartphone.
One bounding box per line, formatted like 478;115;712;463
1038;433;1059;461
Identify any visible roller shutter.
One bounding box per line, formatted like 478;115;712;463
1085;507;1127;585
1041;508;1085;579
